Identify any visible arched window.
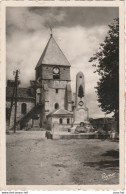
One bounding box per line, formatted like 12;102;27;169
67;118;70;124
56;89;58;93
21;103;27;114
55;103;59;110
59;118;63;124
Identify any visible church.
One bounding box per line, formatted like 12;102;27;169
6;33;89;132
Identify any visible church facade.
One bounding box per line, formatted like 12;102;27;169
6;34;89;131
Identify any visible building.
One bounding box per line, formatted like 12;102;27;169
89;118;115;131
6;34;75;131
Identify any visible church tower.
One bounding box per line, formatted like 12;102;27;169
35;34;72;128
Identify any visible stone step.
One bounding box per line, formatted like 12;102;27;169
46;131;99;139
59;133;97;139
26;127;45;131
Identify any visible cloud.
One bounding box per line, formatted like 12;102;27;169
6;7;119;37
28;7;119;28
6;7;118;118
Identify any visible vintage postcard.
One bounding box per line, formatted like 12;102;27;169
0;0;125;190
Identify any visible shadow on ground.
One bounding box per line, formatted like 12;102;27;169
101;149;119;158
83;149;119;171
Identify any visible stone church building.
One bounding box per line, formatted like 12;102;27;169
6;34;89;131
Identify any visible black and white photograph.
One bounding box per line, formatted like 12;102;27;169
2;2;124;189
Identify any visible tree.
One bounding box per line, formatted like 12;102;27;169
89;18;119;130
78;85;84;98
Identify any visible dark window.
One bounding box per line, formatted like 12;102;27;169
67;118;70;124
60;118;62;124
53;74;60;79
55;103;59;109
21;103;27;114
56;89;58;93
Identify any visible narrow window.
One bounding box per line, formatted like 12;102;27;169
67;118;70;124
56;89;58;93
55;103;59;109
21;103;27;114
60;118;62;124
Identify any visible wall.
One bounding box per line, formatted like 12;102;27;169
60;66;70;81
51;117;72;132
6;100;35;128
52;117;72;125
42;80;70;89
73;108;88;123
67;103;72;112
41;66;70;81
36;64;72;128
42;80;70;115
47;88;66;114
36;66;42;80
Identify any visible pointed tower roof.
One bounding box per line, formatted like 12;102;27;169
35;35;70;69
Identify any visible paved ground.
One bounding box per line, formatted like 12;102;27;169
6;131;119;185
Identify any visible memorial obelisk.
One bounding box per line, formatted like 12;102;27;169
73;71;89;125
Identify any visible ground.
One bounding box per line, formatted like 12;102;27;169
6;131;119;185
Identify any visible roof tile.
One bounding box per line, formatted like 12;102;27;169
6;87;35;99
36;35;70;69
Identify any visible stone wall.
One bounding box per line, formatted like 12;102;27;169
60;66;70;81
36;66;42;80
74;108;88;124
35;64;72;129
6;100;35;128
41;66;70;81
42;80;70;89
52;117;72;125
45;88;66;114
51;118;72;132
41;79;70;115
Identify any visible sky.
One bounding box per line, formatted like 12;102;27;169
6;7;119;118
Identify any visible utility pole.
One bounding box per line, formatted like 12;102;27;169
7;80;16;133
7;70;20;134
13;70;20;133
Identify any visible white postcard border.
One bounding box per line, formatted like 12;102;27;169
0;1;125;190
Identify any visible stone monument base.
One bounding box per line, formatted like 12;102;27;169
72;121;94;133
46;131;98;139
73;108;88;125
46;121;96;140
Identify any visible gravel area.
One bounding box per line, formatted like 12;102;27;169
6;131;119;185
